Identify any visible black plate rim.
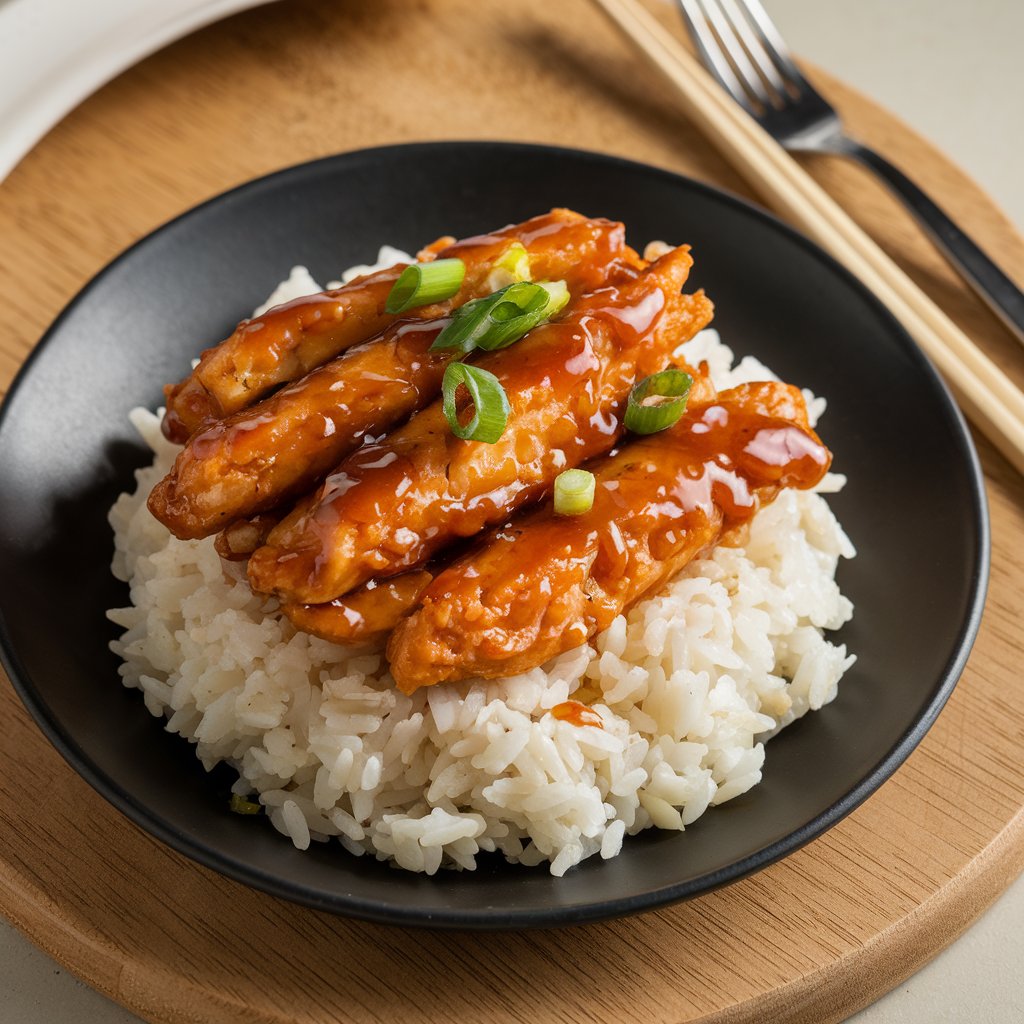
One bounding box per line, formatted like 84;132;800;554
0;140;991;929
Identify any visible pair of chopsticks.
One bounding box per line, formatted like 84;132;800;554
593;0;1024;476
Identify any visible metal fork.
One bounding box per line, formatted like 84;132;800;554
677;0;1024;347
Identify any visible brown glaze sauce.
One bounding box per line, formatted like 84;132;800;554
551;701;605;729
282;570;434;642
247;248;708;603
162;210;632;442
319;290;642;530
385;382;830;691
528;385;830;622
152;213;642;540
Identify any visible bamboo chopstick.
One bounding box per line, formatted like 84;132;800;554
593;0;1024;475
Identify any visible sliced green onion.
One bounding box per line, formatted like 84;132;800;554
485;242;532;290
229;793;262;815
442;362;511;443
554;469;596;516
431;279;570;354
625;369;693;434
534;280;570;317
384;258;465;314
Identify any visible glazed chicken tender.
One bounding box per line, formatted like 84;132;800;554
280;572;435;644
246;247;715;604
386;382;832;692
161;209;629;442
149;215;632;539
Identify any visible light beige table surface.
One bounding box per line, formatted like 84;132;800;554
1;0;1021;1021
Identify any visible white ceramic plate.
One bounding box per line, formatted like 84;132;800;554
0;0;277;183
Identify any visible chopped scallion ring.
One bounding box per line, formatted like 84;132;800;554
431;279;570;354
624;369;693;434
554;469;596;516
229;793;262;815
384;258;466;314
485;242;532;290
441;362;511;443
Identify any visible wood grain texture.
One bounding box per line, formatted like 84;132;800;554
1;1;1023;1022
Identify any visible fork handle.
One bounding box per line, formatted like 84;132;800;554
822;137;1024;346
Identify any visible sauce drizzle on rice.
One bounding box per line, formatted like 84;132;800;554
552;701;604;729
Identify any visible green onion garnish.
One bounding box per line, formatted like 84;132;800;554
485;242;532;290
431;280;570;355
384;258;466;314
624;369;693;435
442;362;511;443
554;469;596;515
229;793;262;815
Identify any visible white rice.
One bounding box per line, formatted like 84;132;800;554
107;253;856;876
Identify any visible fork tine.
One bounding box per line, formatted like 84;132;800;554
696;0;776;106
676;0;755;112
718;0;788;95
735;0;814;94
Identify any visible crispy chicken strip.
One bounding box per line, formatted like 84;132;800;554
148;217;635;538
246;247;715;604
161;209;630;442
386;382;831;692
280;572;434;644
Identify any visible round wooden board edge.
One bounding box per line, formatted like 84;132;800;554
0;831;274;1024
713;810;1024;1024
3;786;1024;1024
2;15;1024;1024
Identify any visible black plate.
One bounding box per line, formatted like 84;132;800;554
0;142;989;928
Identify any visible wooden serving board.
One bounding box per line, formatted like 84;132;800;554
2;2;1023;1021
